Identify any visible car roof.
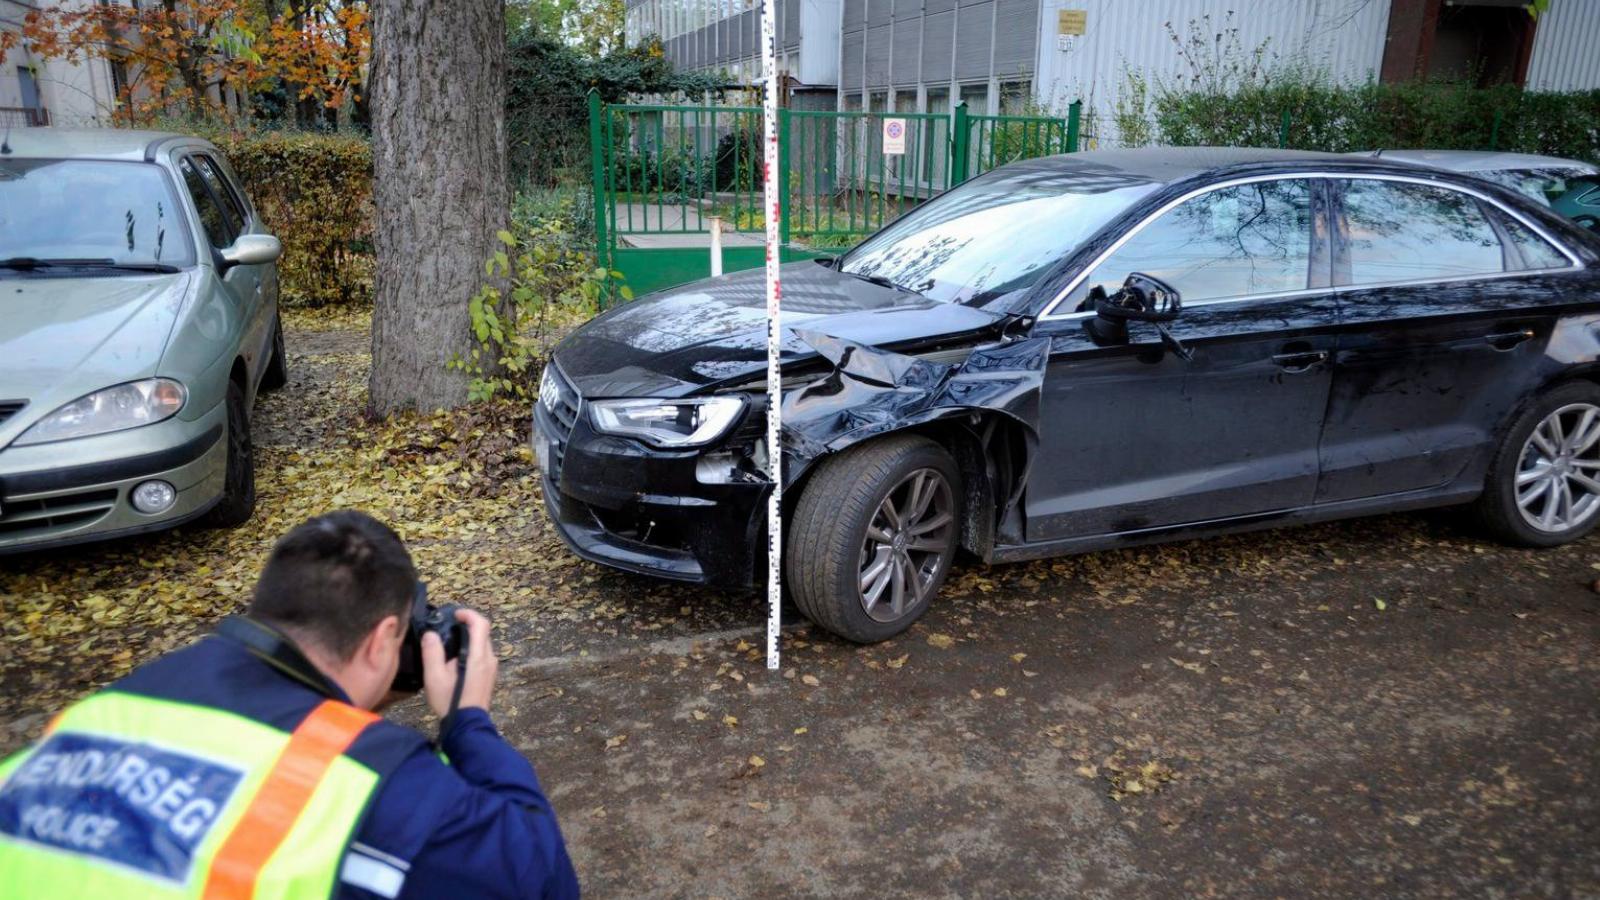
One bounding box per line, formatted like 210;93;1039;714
1007;146;1413;187
1354;148;1598;174
0;127;203;161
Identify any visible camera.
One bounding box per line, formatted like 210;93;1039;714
393;582;466;693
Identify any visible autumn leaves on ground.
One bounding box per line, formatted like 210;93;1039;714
4;309;1599;896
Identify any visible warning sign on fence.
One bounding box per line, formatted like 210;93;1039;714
882;118;906;155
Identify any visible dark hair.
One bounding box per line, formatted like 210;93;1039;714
249;511;417;661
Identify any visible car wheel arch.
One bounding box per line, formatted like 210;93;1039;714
785;409;1034;561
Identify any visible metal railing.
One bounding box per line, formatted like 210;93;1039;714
0;107;51;128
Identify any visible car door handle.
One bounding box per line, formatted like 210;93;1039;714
1484;328;1535;351
1271;350;1328;373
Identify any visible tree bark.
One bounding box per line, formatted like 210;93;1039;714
369;0;507;414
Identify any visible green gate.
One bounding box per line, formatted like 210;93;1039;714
589;90;1082;298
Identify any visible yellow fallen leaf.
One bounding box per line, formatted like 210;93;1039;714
604;734;627;749
722;715;739;727
927;633;955;649
993;687;1008;697
692;709;708;721
747;801;771;812
1011;653;1027;663
800;674;820;687
887;654;909;669
748;755;766;768
793;727;808;735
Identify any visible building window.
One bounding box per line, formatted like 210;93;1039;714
842;93;863;112
959;83;988;114
999;80;1031;115
926;88;949;117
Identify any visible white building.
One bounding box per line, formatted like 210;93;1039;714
627;0;1600;124
1;0;120;128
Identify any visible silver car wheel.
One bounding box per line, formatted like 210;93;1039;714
858;468;956;623
1516;402;1600;533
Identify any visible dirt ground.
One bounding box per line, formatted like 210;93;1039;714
3;312;1598;899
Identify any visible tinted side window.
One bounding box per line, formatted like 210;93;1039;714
179;157;234;249
1079;179;1315;303
192;155;245;235
1499;215;1569;270
1341;180;1503;285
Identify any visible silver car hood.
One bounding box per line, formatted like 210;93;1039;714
0;271;193;442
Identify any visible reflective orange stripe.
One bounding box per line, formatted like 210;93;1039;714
203;700;377;900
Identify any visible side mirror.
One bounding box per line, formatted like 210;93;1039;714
219;234;282;269
1083;272;1193;361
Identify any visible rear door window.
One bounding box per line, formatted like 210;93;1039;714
1338;179;1504;285
1076;178;1317;303
1498;214;1570;271
179;156;236;249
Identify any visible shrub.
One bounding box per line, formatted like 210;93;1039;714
209;130;374;306
452;194;628;402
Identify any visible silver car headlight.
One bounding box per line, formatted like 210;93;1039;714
13;378;187;446
589;397;742;448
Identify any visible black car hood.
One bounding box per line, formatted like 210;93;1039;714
553;260;1010;398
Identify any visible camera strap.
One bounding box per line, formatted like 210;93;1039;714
439;645;469;738
217;616;344;700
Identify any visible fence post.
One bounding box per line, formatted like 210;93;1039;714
587;89;610;283
778;107;791;247
951;101;970;187
1066;99;1082;153
1278;109;1291;149
1489;108;1503;150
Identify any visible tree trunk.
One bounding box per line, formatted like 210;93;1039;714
368;0;507;414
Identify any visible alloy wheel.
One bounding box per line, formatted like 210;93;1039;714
858;468;956;623
1516;402;1600;533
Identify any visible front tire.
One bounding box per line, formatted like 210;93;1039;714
204;380;257;528
788;435;962;643
1474;381;1600;547
260;313;288;392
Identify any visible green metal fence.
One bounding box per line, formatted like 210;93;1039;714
588;90;1082;297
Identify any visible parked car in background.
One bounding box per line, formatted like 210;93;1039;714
1353;149;1597;208
537;148;1600;643
0;129;286;553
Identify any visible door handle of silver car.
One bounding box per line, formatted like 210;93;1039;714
1271;350;1328;373
1484;328;1535;351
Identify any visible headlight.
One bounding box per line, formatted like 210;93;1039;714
14;378;187;446
589;397;743;448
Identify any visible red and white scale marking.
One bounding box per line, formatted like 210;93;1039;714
759;0;783;670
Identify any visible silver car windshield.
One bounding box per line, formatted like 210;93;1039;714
1476;166;1599;206
0;159;194;268
838;165;1158;308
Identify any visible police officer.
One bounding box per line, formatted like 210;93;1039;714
0;511;580;898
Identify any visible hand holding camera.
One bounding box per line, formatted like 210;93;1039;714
422;608;497;718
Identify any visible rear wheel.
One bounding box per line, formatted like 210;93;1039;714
260;313;288;392
1474;381;1600;547
204;380;257;528
788;435;962;643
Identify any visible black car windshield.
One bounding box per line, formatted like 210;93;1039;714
0;158;194;269
837;164;1158;307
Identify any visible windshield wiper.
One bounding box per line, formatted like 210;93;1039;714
841;270;914;293
0;257;179;274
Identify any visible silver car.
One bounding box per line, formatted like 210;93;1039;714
0;128;285;553
1352;149;1598;207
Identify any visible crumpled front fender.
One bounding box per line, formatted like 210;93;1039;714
779;329;1050;496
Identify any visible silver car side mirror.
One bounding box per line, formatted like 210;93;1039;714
220;234;282;268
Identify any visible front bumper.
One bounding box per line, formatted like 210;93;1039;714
534;373;769;588
0;402;228;554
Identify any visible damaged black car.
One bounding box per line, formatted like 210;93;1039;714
536;147;1600;643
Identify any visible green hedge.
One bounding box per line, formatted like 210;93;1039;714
206;131;374;307
1148;80;1600;164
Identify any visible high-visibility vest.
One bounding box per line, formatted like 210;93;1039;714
0;688;390;898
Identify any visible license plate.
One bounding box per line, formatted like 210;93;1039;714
532;421;551;473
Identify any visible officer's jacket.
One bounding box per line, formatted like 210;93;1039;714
0;624;579;899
